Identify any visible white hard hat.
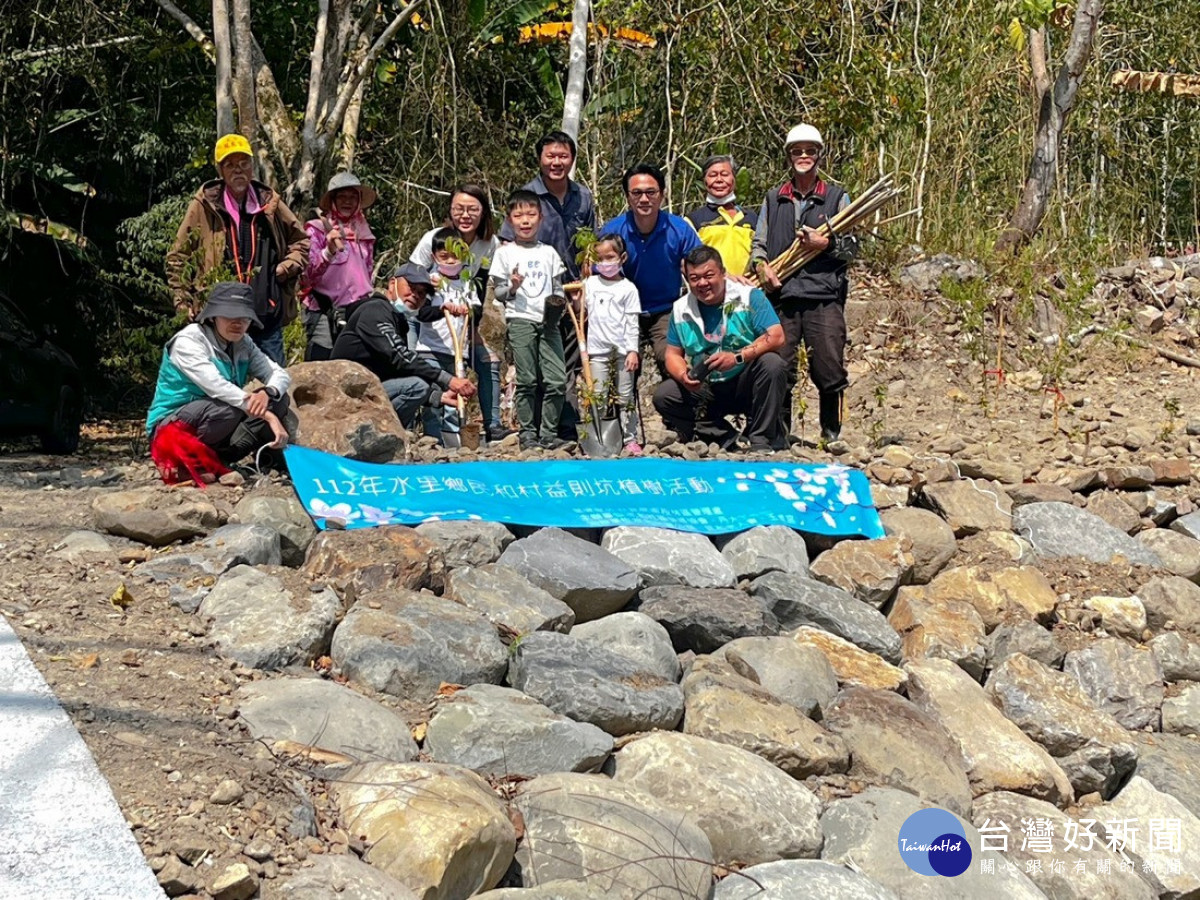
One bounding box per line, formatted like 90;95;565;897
784;124;824;150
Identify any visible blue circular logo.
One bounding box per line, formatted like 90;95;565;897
897;808;973;877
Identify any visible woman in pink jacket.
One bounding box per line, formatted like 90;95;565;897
301;172;377;360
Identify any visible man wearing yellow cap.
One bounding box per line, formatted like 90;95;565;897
166;134;309;365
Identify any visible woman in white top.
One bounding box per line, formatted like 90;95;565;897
409;184;509;441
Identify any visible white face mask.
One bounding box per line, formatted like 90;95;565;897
706;192;736;206
437;260;465;278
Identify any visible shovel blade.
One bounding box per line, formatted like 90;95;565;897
579;415;623;458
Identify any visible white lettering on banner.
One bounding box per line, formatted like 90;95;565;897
1021;818;1055;854
416;476;443;494
1062;819;1100;852
359;475;384;495
1105;818;1138;860
1149;818;1182;853
978;818;1010;852
389;477;411;495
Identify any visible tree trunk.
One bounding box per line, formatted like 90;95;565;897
995;0;1104;255
212;0;234;135
561;0;590;142
231;0;257;141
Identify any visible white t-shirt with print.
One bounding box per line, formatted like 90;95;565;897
415;275;475;358
583;275;640;356
490;241;566;323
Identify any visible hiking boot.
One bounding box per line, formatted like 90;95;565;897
820;425;841;443
486;425;516;443
540;436;575;452
519;434;541;451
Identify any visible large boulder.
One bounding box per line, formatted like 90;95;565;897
1062;639;1164;730
636;586;779;653
807;536;914;608
905;658;1074;804
716;526;810;580
986;621;1064;670
302;526;446;601
609;731;823;866
922;479;1013;536
789;627;907;692
497;529;639;623
92;486;228;546
569;612;680;682
1138;530;1200;582
511;773;713;899
1132;732;1200;819
263;854;418;900
136;523;283;613
507;631;683;736
1150;632;1200;682
1012;501;1162;566
233;494;317;566
1135;575;1200;632
198;566;341;670
600;526;735;589
921;565;1056;630
879;507;957;584
288;360;407;461
444;565;575;636
714;636;837;718
333;762;515;899
985;653;1138;797
415;521;514;569
889;586;987;680
236;677;418;763
331;591;508;698
749;572;901;662
713;860;899;900
425;684;611;777
1100;776;1200;899
822;687;973;816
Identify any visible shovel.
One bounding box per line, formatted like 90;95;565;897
439;309;471;449
563;282;621;457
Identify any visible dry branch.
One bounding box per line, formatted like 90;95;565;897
1111;70;1200;99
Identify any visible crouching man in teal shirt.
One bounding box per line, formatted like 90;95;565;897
147;281;291;483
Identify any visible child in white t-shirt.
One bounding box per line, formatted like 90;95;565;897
490;189;568;450
579;234;641;453
414;228;476;441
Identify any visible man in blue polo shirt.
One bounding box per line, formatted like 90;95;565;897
599;162;703;372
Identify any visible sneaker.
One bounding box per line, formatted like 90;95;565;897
624;441;643;456
539;436;575;451
486;425;516;442
518;434;541;451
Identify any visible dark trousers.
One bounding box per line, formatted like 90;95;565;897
652;352;787;449
509;315;566;440
639;310;672;375
774;296;848;431
165;394;291;465
538;316;582;438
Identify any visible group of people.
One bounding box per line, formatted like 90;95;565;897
148;123;857;482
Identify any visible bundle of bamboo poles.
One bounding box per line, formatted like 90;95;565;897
757;174;907;281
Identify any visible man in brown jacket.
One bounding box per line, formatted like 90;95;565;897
166;134;309;365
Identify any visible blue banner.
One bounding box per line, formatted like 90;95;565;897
283;445;884;538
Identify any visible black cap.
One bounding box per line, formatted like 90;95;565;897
391;262;433;288
197;281;262;329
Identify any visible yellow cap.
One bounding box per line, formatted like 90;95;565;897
214;133;253;165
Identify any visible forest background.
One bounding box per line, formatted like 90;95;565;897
2;0;1197;410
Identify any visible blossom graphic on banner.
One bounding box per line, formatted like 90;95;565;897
283;445;885;538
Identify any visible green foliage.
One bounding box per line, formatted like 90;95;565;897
940;276;993;363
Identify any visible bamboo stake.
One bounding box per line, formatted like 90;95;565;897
443;309;467;421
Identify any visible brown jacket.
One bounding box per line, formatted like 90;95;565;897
165;179;309;322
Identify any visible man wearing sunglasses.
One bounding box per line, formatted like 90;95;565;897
751;124;858;443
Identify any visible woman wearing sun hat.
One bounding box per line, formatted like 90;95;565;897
300;171;379;360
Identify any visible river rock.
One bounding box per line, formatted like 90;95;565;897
1138;530;1200;582
716;526;810;580
497;528;639;623
48;530;113;561
986;621;1065;669
1062;639;1164;730
199;566;340;670
1099;775;1200;899
1133;732;1200;819
922;478;1013;536
1149;457;1193;485
302;526;446;601
713;859;899;900
137;523;283;612
1150;632;1200;681
1162;683;1200;735
1013;502;1162;566
1083;594;1147;639
600;526;735;589
748;572;900;662
1086;491;1142;535
609;731;823;865
264;853;419;900
236;676;418;763
507;631;683;735
1104;464;1156;489
233;494;316;566
807;536;914;608
288;360;407;461
1006;482;1075;508
1136;575;1200;632
425;684;611;777
822;687;973;816
445;565;575;635
922;565;1056;630
714;636;837;718
93;486;227;546
889;586;987;680
985;653;1137;797
479;882;606;900
822;787;1047;900
681;659;849;777
331;590;508;698
971;791;1154;900
879;507;957;584
511;772;713;899
333;761;515;898
789;627;907;692
1170;510;1200;541
570;612;679;682
635;586;778;653
415;520;514;569
905;658;1074;803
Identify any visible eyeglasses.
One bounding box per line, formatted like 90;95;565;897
450;206;481;216
627;189;661;199
221;157;253;171
789;146;820;158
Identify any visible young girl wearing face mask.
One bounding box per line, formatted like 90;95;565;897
580;234;642;454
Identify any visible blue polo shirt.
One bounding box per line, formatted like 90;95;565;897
599;211;703;314
499;175;595;279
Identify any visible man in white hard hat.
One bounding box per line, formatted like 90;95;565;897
751;124;858;443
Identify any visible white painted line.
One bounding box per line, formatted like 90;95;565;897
0;615;164;899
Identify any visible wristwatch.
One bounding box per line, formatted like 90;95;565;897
734;351;745;365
